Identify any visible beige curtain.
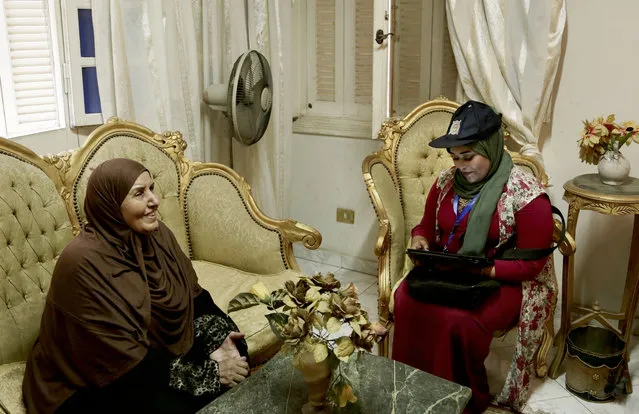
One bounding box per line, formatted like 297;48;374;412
92;0;230;163
92;0;291;217
446;0;566;163
222;0;292;219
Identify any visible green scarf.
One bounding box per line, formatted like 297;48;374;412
452;128;513;256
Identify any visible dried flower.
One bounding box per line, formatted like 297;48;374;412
337;384;358;407
310;273;341;290
284;279;310;306
249;282;270;301
227;272;387;410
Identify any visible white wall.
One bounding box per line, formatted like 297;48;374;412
9;126;94;156
290;0;639;315
541;0;639;312
290;133;381;262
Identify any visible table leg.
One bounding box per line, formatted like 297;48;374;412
619;215;639;393
549;200;580;379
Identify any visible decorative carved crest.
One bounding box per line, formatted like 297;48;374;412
153;130;191;176
377;117;404;163
59;187;71;201
43;150;74;177
565;193;639;216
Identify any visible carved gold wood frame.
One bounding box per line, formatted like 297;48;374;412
41;117;321;269
362;154;397;357
364;98;573;376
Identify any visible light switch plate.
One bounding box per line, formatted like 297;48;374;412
336;208;355;224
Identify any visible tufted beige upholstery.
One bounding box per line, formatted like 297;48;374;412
0;118;321;413
363;98;568;378
0;145;74;413
395;109;455;236
185;172;289;274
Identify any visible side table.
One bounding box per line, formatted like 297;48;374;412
549;173;639;393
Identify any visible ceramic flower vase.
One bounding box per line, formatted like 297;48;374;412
293;348;332;413
598;146;630;185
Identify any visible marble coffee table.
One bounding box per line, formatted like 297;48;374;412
199;351;471;413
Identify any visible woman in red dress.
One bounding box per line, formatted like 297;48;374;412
391;101;555;413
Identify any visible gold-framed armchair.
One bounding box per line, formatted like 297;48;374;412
362;98;576;377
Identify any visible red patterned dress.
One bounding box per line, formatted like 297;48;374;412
392;166;556;413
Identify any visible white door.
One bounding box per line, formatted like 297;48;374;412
371;0;392;138
371;0;458;132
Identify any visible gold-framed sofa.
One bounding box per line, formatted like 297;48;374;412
0;118;321;414
362;98;575;376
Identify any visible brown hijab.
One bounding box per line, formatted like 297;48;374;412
23;158;201;413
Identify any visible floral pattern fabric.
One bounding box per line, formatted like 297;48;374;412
169;313;243;397
435;166;557;411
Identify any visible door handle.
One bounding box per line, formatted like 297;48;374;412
375;29;394;45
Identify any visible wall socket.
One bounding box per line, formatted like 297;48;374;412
336;208;355;224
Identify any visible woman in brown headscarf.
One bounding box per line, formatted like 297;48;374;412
23;158;249;414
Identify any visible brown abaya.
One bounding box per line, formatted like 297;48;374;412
23;159;204;413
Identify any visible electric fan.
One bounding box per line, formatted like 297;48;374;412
203;50;273;146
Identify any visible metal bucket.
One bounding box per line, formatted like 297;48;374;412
565;326;626;401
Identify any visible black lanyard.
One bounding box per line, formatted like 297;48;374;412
443;194;479;252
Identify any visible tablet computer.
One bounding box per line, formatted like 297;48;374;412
406;249;494;269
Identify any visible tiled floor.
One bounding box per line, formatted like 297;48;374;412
295;257;639;414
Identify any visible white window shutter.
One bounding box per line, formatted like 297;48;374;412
393;0;458;117
435;3;458;100
394;0;427;117
0;0;65;137
354;0;373;105
314;0;336;102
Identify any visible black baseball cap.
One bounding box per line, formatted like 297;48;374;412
429;100;502;148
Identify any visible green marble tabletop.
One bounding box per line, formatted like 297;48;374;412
199;351;471;414
568;174;639;197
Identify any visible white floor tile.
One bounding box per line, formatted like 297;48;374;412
358;292;378;322
527;376;572;403
341;255;377;275
524;395;592;413
334;269;377;294
554;372;567;389
362;282;378;296
294;257;341;277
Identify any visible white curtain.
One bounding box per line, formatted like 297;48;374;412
446;0;566;163
93;0;291;218
220;0;292;219
92;0;231;163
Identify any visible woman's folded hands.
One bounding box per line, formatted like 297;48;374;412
210;331;249;387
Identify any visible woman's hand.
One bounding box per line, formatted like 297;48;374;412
410;236;429;251
410;236;429;265
217;331;245;359
210;332;249;387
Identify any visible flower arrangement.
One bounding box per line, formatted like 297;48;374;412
578;115;639;164
227;273;385;409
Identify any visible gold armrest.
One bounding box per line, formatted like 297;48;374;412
279;221;322;250
554;218;576;256
375;221;391;256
